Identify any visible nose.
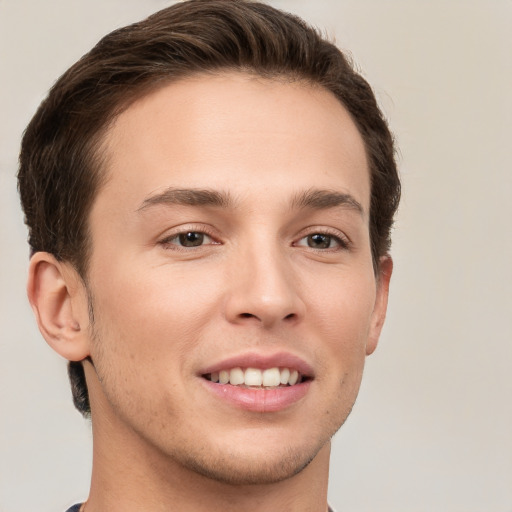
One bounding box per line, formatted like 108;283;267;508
223;243;306;328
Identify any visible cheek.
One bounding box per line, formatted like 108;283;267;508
307;267;376;343
126;289;206;342
304;265;376;408
85;267;220;425
88;262;222;370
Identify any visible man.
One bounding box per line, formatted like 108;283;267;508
17;1;400;510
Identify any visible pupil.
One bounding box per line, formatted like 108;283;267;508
308;234;330;249
179;232;204;247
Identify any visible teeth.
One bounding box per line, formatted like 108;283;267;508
207;367;302;387
245;368;262;386
229;367;244;385
219;370;229;384
280;368;290;385
262;368;280;387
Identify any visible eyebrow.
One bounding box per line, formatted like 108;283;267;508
137;187;235;212
137;186;364;217
291;188;365;216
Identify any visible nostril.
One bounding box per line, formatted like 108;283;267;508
239;312;296;321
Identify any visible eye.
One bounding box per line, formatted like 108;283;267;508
295;232;348;250
161;231;215;248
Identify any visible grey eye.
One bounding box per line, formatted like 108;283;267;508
295;232;348;250
307;233;334;249
178;232;206;247
160;230;216;250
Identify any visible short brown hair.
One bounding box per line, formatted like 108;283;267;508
18;0;400;416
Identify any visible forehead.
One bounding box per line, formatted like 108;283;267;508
96;72;370;214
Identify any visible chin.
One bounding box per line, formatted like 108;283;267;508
177;444;320;486
167;417;343;486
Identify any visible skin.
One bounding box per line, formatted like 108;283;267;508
28;72;392;512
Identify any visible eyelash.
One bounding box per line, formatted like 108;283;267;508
294;229;351;252
158;227;351;252
158;226;220;251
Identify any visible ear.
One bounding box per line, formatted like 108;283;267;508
27;252;91;361
366;255;393;356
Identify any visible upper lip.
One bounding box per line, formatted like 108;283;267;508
199;351;315;378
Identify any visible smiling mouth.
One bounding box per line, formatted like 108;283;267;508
203;367;307;388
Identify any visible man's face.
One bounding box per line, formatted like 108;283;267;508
82;72;390;484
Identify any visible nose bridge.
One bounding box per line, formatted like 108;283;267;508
225;234;304;327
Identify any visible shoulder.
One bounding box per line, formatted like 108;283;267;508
65;505;82;512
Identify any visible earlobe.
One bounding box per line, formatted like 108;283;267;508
27;252;91;361
366;255;393;356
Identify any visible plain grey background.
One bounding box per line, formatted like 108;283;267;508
1;1;511;511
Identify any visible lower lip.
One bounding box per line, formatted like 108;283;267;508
201;379;311;412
